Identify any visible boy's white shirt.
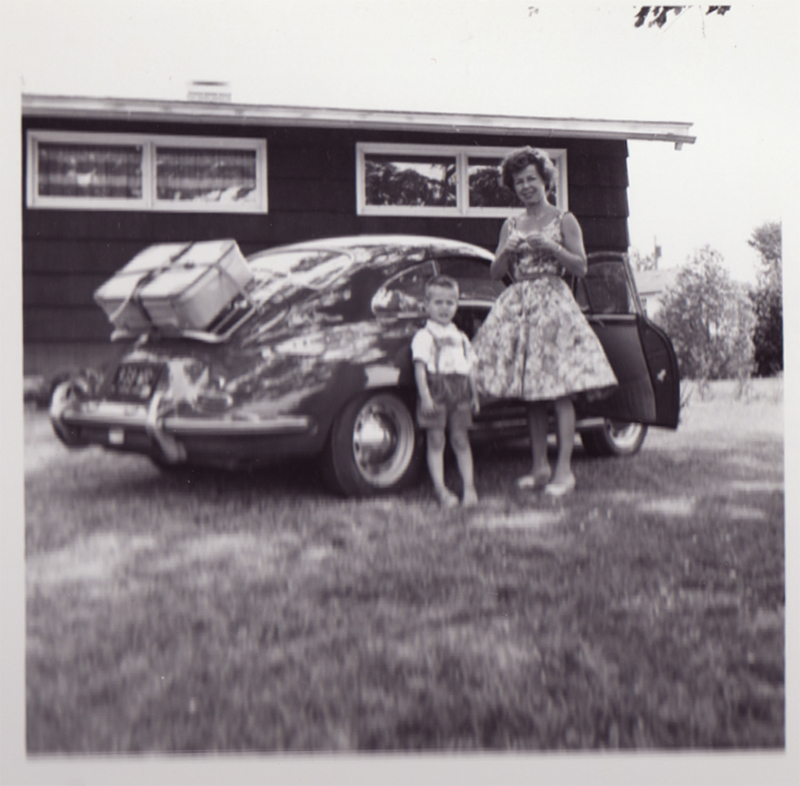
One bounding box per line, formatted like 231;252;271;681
411;319;476;375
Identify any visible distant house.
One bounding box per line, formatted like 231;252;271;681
21;93;694;383
633;267;679;320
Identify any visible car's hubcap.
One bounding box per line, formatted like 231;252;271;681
352;397;414;486
606;420;644;450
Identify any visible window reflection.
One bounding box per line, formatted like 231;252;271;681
156;147;257;203
435;256;505;301
364;155;456;207
37;143;143;199
467;157;518;208
582;263;633;314
371;262;437;317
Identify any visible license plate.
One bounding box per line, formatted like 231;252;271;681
110;362;163;401
108;428;125;445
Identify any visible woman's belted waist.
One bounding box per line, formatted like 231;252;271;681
513;271;563;282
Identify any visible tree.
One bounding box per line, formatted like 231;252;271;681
655;246;755;380
634;6;730;28
748;222;782;376
629;248;658;272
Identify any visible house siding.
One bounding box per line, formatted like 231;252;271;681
22;117;629;379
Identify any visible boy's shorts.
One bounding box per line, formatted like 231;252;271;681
417;373;473;431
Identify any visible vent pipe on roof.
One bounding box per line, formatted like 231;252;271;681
187;81;232;103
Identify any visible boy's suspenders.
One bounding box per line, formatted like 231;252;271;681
425;327;440;375
424;327;469;375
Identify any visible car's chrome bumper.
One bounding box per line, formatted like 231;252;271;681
58;403;312;435
50;382;313;463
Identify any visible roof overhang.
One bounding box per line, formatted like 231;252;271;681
22;94;696;148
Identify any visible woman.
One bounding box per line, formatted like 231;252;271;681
472;147;617;496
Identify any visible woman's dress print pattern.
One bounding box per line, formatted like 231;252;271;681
472;213;618;401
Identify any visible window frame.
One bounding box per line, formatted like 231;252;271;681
26;130;268;213
356;142;568;218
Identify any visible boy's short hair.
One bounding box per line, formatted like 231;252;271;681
424;275;460;298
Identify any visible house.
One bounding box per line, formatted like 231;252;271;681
633;268;679;320
21;93;695;385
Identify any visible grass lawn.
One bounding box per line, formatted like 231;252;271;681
24;379;785;752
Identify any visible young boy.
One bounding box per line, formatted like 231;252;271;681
412;275;480;508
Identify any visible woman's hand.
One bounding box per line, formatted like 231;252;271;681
504;231;526;253
492;227;524;279
523;231;557;254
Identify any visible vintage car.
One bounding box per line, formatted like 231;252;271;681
50;235;679;497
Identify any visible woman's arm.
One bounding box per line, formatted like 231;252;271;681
552;212;587;277
524;211;587;277
490;218;523;280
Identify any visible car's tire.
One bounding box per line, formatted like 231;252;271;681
323;391;424;497
580;420;648;457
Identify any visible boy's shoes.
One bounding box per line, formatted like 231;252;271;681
543;475;576;497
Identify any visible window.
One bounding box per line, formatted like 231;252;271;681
371;262;437;318
26;131;267;213
575;262;634;315
356;143;567;218
435;257;505;302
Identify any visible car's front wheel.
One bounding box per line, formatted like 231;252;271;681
580;420;648;457
323;391;423;497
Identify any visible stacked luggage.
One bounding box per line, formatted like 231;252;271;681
94;239;254;337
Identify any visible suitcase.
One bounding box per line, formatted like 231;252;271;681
94;240;252;334
138;240;253;332
94;243;192;332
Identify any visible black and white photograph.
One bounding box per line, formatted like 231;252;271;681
2;1;797;783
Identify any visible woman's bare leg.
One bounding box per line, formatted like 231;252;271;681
525;403;551;484
551;396;576;486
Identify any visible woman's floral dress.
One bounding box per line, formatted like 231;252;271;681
472;212;618;401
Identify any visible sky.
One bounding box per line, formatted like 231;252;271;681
3;0;798;283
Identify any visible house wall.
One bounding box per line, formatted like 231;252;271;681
22;116;630;380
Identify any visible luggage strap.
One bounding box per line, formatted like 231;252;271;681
107;242;193;326
108;241;254;329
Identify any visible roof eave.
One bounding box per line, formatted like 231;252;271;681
21;94;696;146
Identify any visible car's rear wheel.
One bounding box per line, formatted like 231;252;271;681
580;419;648;457
323;391;423;497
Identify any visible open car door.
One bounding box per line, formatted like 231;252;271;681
572;252;680;430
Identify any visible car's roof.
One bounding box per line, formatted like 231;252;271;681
256;234;495;261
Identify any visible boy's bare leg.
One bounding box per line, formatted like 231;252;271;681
426;428;458;507
449;424;478;506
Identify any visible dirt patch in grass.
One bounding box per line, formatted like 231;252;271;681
25;379;785;752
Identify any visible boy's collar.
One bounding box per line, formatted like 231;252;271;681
425;318;455;331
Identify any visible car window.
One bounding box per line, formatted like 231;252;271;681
435;256;505;301
247;249;355;310
371;261;436;318
579;261;634;315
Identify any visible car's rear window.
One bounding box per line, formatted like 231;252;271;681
246;248;355;307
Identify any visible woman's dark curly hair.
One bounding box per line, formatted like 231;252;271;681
500;146;558;196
